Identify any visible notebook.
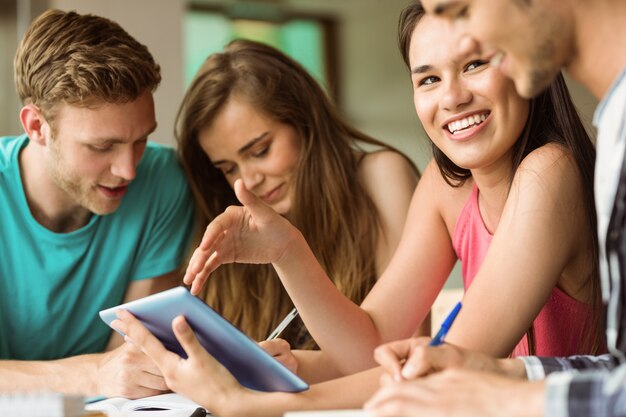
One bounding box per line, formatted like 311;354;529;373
86;393;206;417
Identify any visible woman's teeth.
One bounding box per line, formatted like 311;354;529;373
447;113;488;134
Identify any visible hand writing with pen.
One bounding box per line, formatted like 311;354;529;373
364;302;540;417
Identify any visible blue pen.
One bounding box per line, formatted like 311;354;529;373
430;301;462;346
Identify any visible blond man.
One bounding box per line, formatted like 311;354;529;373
0;9;194;397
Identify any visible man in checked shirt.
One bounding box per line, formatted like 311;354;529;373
365;1;626;416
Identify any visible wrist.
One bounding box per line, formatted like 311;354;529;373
274;226;306;266
66;353;101;396
216;388;259;417
496;358;528;379
87;351;110;396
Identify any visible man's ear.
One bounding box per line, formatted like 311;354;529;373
20;104;50;146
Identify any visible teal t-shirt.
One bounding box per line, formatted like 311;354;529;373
0;135;195;360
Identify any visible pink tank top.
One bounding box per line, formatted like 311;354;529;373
452;184;597;357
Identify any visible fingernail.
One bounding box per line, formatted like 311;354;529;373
175;317;189;332
401;364;416;379
394;371;403;382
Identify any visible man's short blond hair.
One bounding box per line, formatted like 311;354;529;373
14;9;161;123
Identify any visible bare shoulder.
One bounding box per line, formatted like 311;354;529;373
357;149;419;201
358;149;419;181
517;142;577;175
513;142;583;201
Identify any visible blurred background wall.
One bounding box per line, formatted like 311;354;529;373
0;0;600;288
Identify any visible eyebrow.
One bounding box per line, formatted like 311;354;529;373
433;1;462;15
412;64;434;75
92;123;158;145
212;132;269;166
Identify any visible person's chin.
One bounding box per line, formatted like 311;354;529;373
271;202;291;217
87;199;123;216
516;68;557;99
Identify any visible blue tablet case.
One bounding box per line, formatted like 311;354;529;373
99;286;309;393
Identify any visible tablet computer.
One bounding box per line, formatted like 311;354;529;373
99;286;308;393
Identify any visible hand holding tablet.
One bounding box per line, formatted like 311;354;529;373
99;286;308;393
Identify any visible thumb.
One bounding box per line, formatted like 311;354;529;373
172;316;209;361
233;179;277;222
373;343;408;382
402;344;454;379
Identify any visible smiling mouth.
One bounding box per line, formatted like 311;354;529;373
261;184;283;202
446;112;490;134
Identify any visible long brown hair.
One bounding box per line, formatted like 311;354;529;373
398;1;602;355
176;39;419;347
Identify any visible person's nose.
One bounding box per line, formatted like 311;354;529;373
456;34;482;62
110;148;138;181
239;165;263;190
448;17;483;62
441;77;472;111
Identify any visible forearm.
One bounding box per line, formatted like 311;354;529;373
0;354;100;395
273;230;384;374
293;350;346;383
219;366;382;417
504;379;546;417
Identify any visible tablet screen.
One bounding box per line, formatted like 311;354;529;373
100;286;308;393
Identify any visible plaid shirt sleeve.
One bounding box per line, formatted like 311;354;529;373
519;355;626;416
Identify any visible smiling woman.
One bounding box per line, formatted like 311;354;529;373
176;39;422;351
407;15;527;177
198;98;301;216
392;1;602;357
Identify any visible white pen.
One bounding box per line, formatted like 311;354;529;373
266;307;299;341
